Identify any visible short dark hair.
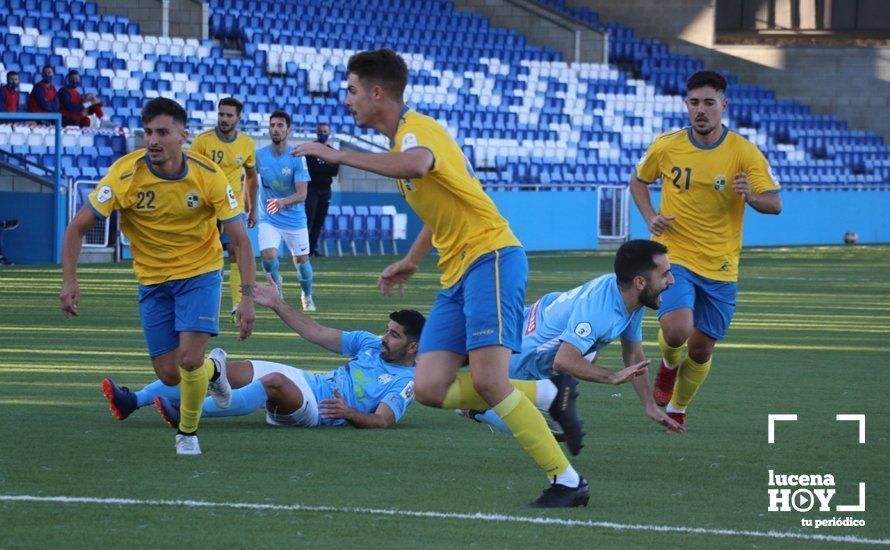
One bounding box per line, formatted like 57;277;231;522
389;310;426;342
614;239;669;286
141;97;187;127
317;122;331;129
67;69;79;77
42;65;53;73
686;70;727;95
218;96;243;115
269;109;291;127
6;71;18;79
346;48;409;100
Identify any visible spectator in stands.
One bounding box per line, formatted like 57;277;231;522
27;65;59;115
59;69;105;128
0;72;21;113
305;123;340;256
0;219;19;265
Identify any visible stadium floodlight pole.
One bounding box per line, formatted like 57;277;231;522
0;112;64;262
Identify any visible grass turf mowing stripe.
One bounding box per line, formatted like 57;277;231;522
1;494;886;545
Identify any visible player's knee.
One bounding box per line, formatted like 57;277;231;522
260;249;277;260
414;379;444;408
259;372;287;395
687;343;714;364
156;369;180;386
661;324;690;348
470;377;506;405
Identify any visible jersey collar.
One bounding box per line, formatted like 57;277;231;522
388;105;411;149
687;125;728;150
215;127;238;143
144;152;189;180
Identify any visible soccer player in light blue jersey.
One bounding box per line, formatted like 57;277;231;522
256;110;317;312
465;240;685;438
139;274;424;430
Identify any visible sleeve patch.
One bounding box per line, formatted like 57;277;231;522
226;184;238;208
96;185;113;204
401;132;419;151
574;322;592;339
400;380;415;401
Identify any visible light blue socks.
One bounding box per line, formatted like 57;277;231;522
202;380;268;417
297;261;313;295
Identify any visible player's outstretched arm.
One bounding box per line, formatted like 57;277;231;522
224;219;257;340
293;142;434;180
318;389;396;429
553;342;646;383
622;340;685;432
254;274;343;353
378;226;432;296
60;205;101;319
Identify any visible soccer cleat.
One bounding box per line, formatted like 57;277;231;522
101;378;138;420
455;409;485;423
653;360;679;407
548;372;585;456
175;433;201;455
207;348;232;408
275;274;284;298
230;307;238;325
525;477;590;508
155;396;180;429
666;411;686;433
301;293;316;312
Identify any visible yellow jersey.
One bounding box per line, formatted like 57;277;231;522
391;108;520;288
190;128;255;209
88;149;243;285
635;126;780;281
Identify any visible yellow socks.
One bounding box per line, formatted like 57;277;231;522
229;262;242;309
493;389;569;477
658;327;686;367
440;372;537;410
177;359;215;433
669;355;712;412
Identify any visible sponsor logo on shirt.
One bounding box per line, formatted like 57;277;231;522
377;374;394;384
282;167;292;175
525;299;541;335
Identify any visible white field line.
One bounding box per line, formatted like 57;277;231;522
1;494;887;545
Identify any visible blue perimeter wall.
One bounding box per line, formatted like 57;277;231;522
629;190;890;246
3;189;890;265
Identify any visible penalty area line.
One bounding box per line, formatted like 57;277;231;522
0;494;887;545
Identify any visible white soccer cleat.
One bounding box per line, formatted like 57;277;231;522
301;293;316;312
275;274;284;299
175;434;201;455
207;347;231;408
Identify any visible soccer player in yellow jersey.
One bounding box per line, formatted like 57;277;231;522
191;97;258;318
294;49;588;508
630;70;782;431
60;98;257;455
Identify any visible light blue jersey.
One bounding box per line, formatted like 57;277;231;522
510;274;644;380
305;331;416;426
256;145;311;230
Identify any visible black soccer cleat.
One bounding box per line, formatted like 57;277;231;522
548;372;585;456
525;477;590;508
101;378;138;420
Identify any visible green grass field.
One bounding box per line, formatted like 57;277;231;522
1;247;888;548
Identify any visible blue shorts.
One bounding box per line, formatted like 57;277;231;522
419;246;527;355
658;264;737;340
138;270;222;357
218;220;231;245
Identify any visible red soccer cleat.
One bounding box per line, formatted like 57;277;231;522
653;360;679;407
666;412;686;433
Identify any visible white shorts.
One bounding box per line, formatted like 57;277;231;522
258;222;310;257
249;360;319;427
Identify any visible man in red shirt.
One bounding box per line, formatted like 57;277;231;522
58;69;105;127
27;65;59;114
0;72;21;113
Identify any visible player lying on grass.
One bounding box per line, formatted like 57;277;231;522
459;240;685;442
103;275;425;429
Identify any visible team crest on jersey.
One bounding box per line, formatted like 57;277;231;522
714;174;727;191
236;154;244;165
226;185;238;208
282;167;292;176
185;190;200;208
96;185;113;204
377;374;394;385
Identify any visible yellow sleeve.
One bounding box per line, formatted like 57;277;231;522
743;143;781;194
206;168;243;222
243;137;256;169
190;133;207;157
395;120;439;173
87;167;123;219
635;138;663;184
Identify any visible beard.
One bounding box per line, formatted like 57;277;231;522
271;136;284;145
640;286;662;310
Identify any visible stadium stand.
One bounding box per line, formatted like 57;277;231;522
0;0;888;194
